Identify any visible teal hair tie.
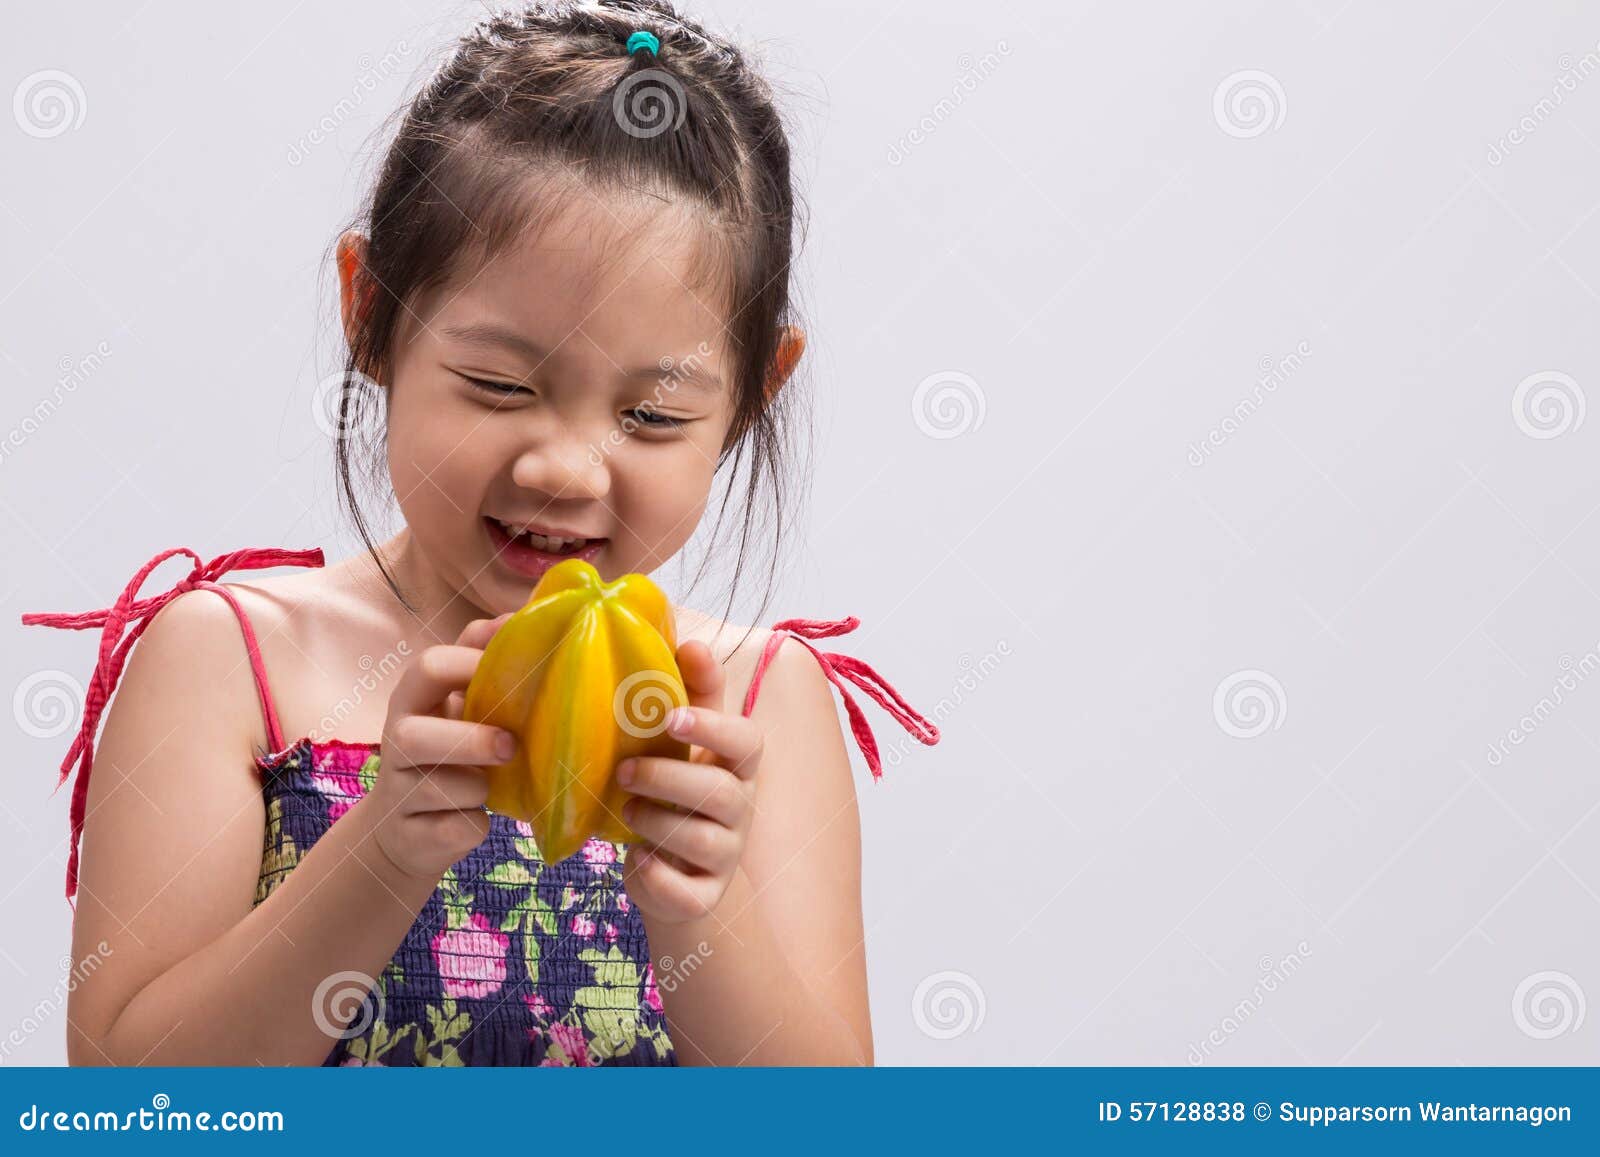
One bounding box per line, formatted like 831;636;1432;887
626;30;659;57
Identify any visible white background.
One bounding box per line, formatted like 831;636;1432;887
3;0;1598;1064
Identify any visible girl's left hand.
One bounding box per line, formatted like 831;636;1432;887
617;639;763;924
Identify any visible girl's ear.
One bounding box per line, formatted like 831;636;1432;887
336;230;377;363
763;325;805;403
724;326;805;452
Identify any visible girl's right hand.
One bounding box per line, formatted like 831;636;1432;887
367;612;518;882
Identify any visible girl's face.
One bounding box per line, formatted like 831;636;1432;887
369;194;738;612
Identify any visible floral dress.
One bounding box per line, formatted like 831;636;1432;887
22;545;941;1067
256;738;671;1066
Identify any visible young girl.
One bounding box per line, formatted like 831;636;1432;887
22;0;938;1067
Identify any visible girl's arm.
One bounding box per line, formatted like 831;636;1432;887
66;591;442;1066
647;639;874;1065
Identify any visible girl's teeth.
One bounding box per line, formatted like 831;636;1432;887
498;520;586;552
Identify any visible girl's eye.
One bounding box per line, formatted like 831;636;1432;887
461;374;532;398
626;407;684;430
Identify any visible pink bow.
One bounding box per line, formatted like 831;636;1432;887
741;615;941;778
20;546;326;908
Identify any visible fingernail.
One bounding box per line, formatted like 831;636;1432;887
667;707;692;737
496;731;516;760
622;799;637;823
617;758;636;786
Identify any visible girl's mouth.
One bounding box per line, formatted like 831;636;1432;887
484;516;607;581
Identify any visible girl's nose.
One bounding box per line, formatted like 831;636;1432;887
510;422;612;502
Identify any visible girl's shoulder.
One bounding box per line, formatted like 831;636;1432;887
675;605;775;708
167;564;397;745
674;605;840;728
675;605;770;667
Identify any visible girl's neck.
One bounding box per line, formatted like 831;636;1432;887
358;527;486;651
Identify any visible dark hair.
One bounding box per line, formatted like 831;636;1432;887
330;0;808;634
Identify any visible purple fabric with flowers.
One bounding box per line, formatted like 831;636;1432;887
253;738;674;1067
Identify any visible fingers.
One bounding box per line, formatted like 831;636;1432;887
403;763;492;813
676;639;724;714
624;840;724;920
663;704;763;780
624;799;739;876
455;611;514;650
616;756;745;826
384;713;515;771
437;615;514;720
388;644;490;719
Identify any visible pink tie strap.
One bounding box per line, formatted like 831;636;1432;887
741;615;941;779
20;546;327;910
